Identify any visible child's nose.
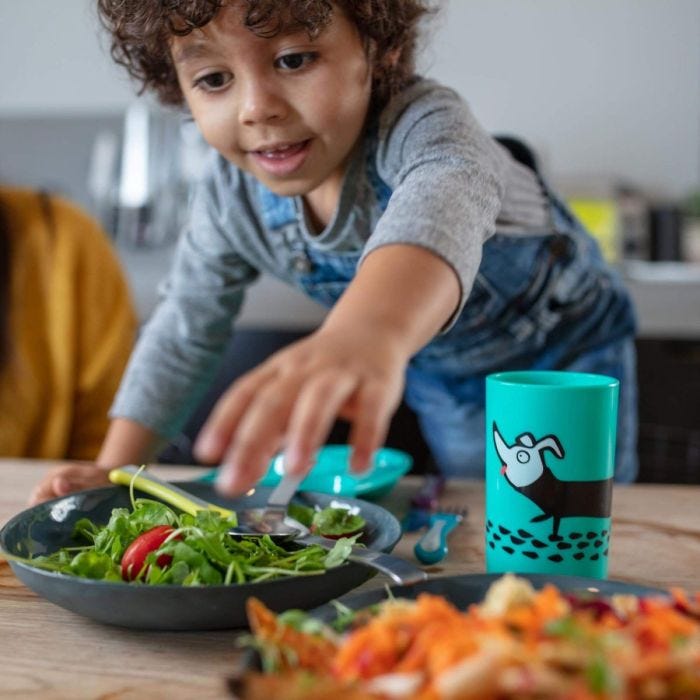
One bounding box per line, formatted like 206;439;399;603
238;78;287;125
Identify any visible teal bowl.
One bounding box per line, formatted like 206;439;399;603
200;445;413;499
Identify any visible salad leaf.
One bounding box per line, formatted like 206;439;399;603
586;655;620;694
287;503;315;527
27;497;355;586
323;536;359;569
288;504;366;538
311;507;365;538
278;609;330;636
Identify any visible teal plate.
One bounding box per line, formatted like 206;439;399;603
200;445;413;499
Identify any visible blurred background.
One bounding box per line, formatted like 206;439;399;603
1;0;699;480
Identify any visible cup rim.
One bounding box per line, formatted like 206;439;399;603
486;370;619;389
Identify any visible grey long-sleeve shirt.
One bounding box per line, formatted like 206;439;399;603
111;78;548;437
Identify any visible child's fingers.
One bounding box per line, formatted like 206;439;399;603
215;372;304;493
194;365;276;463
28;479;57;506
348;381;401;473
55;467;110;494
53;475;84;497
284;371;358;475
28;465;109;505
218;433;285;495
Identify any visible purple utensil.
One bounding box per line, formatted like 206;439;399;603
401;475;446;532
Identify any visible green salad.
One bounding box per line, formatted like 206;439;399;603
26;496;365;586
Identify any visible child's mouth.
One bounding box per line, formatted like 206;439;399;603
250;140;311;177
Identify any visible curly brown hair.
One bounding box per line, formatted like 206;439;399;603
96;0;434;114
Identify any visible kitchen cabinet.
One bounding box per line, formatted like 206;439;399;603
636;338;700;484
622;263;700;483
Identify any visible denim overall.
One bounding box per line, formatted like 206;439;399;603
255;141;639;482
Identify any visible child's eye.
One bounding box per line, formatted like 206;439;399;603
275;52;317;71
192;71;232;92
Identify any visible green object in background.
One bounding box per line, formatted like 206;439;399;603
569;198;619;262
199;445;412;500
485;371;619;580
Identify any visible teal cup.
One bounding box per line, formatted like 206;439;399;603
485;370;619;579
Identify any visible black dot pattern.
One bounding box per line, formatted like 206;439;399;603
486;522;611;566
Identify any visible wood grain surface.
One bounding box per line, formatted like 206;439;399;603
0;459;698;699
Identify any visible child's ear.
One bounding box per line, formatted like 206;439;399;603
384;48;401;68
367;41;401;80
368;41;401;70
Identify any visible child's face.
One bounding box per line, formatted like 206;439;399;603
171;2;372;205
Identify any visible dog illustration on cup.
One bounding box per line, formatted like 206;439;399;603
492;423;612;539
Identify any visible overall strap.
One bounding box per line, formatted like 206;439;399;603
364;127;393;213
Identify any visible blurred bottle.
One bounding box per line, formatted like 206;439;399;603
648;204;682;262
87;99;209;249
682;191;700;263
615;184;649;261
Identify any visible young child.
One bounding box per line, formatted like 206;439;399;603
31;0;637;504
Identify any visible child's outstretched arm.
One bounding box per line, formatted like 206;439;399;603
195;243;460;495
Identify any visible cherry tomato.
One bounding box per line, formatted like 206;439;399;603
121;525;180;581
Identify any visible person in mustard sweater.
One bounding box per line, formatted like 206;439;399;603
0;187;137;464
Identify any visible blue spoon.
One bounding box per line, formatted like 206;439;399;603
414;509;465;565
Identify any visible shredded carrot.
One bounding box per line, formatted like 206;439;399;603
246;598;338;673
242;577;700;700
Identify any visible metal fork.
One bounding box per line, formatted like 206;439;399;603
235;471;305;536
414;506;467;565
232;471;428;585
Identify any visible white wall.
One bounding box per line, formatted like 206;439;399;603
2;0;698;199
423;0;700;199
0;1;134;114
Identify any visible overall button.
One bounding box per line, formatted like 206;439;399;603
510;316;535;341
292;255;313;274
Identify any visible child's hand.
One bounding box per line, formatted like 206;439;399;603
29;464;111;505
194;325;407;495
196;244;460;495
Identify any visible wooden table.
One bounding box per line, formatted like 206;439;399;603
1;459;699;699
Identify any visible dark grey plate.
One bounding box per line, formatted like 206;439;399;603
0;482;401;631
311;572;665;623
